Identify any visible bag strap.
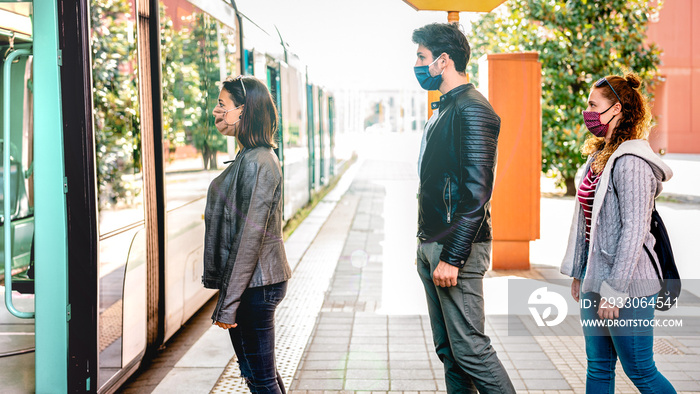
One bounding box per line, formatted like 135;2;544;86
610;158;662;281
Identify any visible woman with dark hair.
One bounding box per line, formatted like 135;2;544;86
202;75;291;393
561;72;676;393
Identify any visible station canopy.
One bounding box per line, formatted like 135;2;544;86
402;0;506;12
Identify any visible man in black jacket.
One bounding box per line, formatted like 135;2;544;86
413;23;516;393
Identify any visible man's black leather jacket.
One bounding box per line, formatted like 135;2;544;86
418;83;500;268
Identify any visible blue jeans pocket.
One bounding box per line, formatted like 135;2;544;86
263;281;288;305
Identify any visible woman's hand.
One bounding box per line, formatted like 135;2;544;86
598;299;620;320
214;321;237;329
571;278;581;302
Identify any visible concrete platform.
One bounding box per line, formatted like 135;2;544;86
124;131;700;393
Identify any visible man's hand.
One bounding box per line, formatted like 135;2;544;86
214;321;237;329
433;260;459;287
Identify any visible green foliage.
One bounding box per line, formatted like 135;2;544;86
91;0;240;209
90;0;141;208
160;7;231;171
469;0;663;192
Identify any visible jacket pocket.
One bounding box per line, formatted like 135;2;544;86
599;247;616;266
443;176;452;223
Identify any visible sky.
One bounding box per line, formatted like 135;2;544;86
235;0;482;91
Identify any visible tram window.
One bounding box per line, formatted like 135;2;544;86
90;0;144;387
160;0;239;182
0;54;33;223
159;0;239;340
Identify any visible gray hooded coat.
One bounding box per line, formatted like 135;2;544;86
561;139;673;302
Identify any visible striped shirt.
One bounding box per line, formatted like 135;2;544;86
577;167;600;242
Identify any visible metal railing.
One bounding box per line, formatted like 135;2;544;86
3;47;33;319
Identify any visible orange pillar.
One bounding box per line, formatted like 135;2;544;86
479;53;541;270
648;75;668;154
447;11;459;24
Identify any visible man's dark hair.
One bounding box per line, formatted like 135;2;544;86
412;23;470;73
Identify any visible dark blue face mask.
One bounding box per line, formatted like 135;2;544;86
414;56;444;91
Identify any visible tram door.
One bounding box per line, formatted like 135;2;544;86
0;3;37;392
328;96;336;178
306;83;315;192
267;62;284;204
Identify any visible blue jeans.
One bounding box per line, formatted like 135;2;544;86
417;241;516;394
228;281;287;394
580;291;676;394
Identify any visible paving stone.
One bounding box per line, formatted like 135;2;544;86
388;330;425;338
388;360;432;370
523;379;571;390
348;351;389;361
353;323;387;330
292;379;344;391
344;379;390;391
351;336;389;345
301;360;346;370
391;336;428;345
388;352;428;361
316;323;353;330
297;370;346;380
347;359;389;370
504;343;545;352
388;343;427;352
389;369;434;379
672;381;700;391
304;352;349;361
350;343;388;353
659;370;694;380
671;362;700;371
511;358;555;370
312;336;350;344
511;378;526;391
307;343;349;353
390;379;437;391
346;368;389;380
507;351;550;361
518;369;564;380
435;379;446;391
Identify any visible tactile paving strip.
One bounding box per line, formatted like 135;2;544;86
211;195;360;393
99;299;122;352
654;338;684;355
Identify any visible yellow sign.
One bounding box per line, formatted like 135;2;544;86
402;0;507;12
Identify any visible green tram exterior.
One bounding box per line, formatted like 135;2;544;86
0;0;337;392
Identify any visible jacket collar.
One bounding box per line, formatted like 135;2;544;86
587;139;672;250
431;84;474;110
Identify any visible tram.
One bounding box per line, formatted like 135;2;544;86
0;0;336;392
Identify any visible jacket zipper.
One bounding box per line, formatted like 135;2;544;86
443;177;451;223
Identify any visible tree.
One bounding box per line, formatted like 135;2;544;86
90;0;142;208
159;8;229;170
469;0;663;194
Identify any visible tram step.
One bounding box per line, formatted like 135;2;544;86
12;275;34;294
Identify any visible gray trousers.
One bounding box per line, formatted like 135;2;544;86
417;241;516;394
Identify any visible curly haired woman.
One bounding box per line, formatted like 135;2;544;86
561;72;676;393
